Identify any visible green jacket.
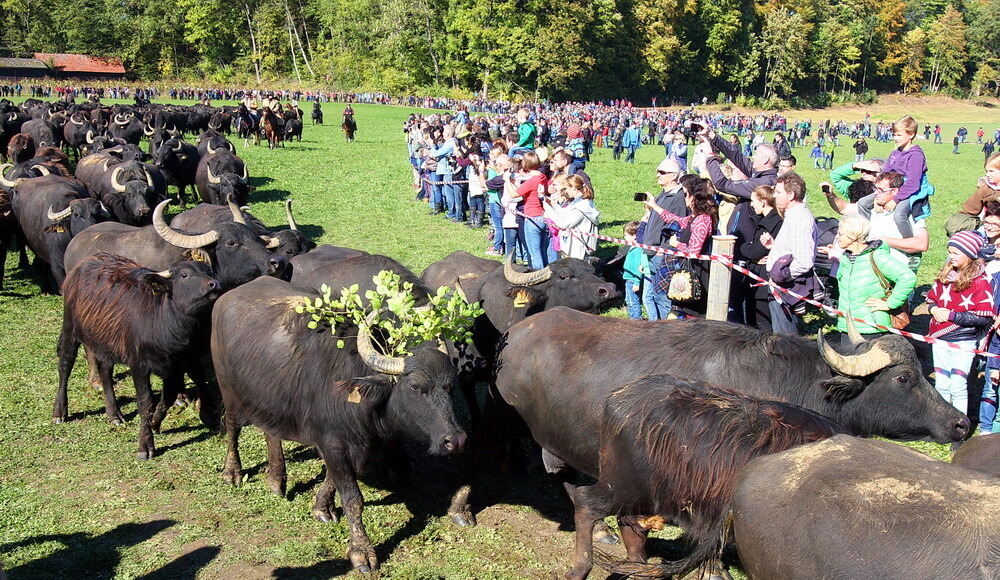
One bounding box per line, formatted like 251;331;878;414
829;162;858;197
835;242;916;333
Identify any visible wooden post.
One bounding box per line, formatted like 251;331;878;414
706;235;736;321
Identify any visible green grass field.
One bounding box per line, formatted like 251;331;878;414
0;101;987;578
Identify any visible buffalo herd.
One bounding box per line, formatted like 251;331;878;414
3;96;1000;578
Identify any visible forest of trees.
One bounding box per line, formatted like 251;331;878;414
0;0;997;102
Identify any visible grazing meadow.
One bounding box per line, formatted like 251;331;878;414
1;99;997;578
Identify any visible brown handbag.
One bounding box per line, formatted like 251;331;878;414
869;254;911;330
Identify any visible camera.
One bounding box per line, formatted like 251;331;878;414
821;184;831;194
634;192;648;202
688;122;703;134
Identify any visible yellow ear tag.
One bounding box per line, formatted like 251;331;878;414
53;225;67;233
513;289;530;308
347;386;362;404
188;248;211;264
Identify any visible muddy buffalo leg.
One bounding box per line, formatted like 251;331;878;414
264;433;287;497
323;446;376;572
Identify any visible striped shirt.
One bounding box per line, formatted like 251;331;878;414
766;203;817;278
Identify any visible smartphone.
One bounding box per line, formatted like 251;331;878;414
821;184;831;194
634;192;648;202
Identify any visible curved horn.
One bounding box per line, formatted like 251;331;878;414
817;330;894;377
101;158;114;173
7;112;15;122
205;163;221;184
33;165;51;176
0;164;16;188
152;200;219;249
207;142;217;155
170;139;182;151
356;310;406;375
144;167;154;189
143;123;154;136
47;204;73;222
285;199;298;231
70;114;83;126
503;252;552;286
846;314;865;346
261;235;281;249
47;109;54;119
85;130;94;144
240;163;248;180
226;194;246;225
153;269;172;278
110;166;126;193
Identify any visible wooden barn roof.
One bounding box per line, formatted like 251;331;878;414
0;57;48;70
33;53;125;74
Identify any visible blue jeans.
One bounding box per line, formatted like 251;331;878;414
431;176;449;209
522;216;550;270
624;146;637;163
933;340;975;415
624;283;643;319
489;203;505;252
469;195;484;213
768;300;800;335
980;366;998;432
642;254;672;321
444;182;459;219
504;228;522;261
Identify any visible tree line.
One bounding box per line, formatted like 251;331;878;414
0;0;997;102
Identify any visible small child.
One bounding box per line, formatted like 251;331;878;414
810;141;823;169
861;116;929;233
945;152;1000;236
926;231;995;415
622;221;650;320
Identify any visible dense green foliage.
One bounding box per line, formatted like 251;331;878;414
2;0;998;100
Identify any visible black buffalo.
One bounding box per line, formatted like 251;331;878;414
951;432;1000;476
6;133;34;163
446;309;971;528
152;138;200;204
195;151;250;206
64;199;288;290
12;175;108;290
563;376;844;580
311;102;323;125
107;112;144;145
289;244;369;280
55;253;221;459
62;114;98;160
195;130;236;157
732;435;1000;580
284;117;303;142
89;159;166;225
21;119;56;149
211;276;466;573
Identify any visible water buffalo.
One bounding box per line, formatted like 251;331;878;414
87;159;166;225
64;199;288;290
446;309;971;529
951;432;1000;476
152;138;200;204
420;251;501;290
171;198;314;265
108;113;145;145
7;132;35;162
55;254;221;459
289;244;369;280
62;114;98;160
732;435;1000;580
195;130;236;157
212;276;466;573
284;117;303;142
195;151;250;205
21;119;55;150
0;110;28;160
11;175;108;290
563;376;844;580
311;103;323;125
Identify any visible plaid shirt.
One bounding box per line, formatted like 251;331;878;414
766;203;816;278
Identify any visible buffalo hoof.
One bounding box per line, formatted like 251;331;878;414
450;512;476;528
136;448;154;460
594;529;620;545
222;468;242;487
109;416;125;426
348;545;378;573
266;477;286;498
313;507;338;524
52;416;67;425
565;565;591;580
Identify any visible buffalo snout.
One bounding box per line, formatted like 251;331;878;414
598;282;620;301
439;431;467;454
267;255;287;276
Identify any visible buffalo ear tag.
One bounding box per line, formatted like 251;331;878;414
347;386;362;404
513;289;530;308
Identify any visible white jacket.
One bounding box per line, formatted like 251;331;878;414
545;199;600;259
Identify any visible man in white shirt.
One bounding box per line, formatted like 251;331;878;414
762;173;817;335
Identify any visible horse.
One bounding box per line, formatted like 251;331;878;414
234;106;260;148
260;108;281;150
342;115;357;143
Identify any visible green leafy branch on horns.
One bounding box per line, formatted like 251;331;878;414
293;270;485;356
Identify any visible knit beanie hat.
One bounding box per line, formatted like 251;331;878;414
948;230;986;260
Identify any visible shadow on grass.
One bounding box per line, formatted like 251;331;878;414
271;559;353;579
135;545;221;580
248;176;274;188
157;429;217;455
3;520;176;580
252;189;291;204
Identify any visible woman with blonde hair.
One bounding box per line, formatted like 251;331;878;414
543;174;600;260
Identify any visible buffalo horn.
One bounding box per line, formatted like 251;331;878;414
205;163;221;184
101;158;114;173
33;165;50;176
85;130;95;144
226;194;247;225
0;164;16;188
144;168;154;189
7;112;15;122
356;310;405;376
261;235;281;249
110;167;127;193
846;315;865;346
240;164;248;180
207;142;217;155
114;114;126;125
170;140;182;152
143;123;154;136
817;330;893;377
284;199;298;231
47;204;73;222
154;269;172;278
47;109;54;119
153;200;219;248
69;114;83;126
503;253;552;285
